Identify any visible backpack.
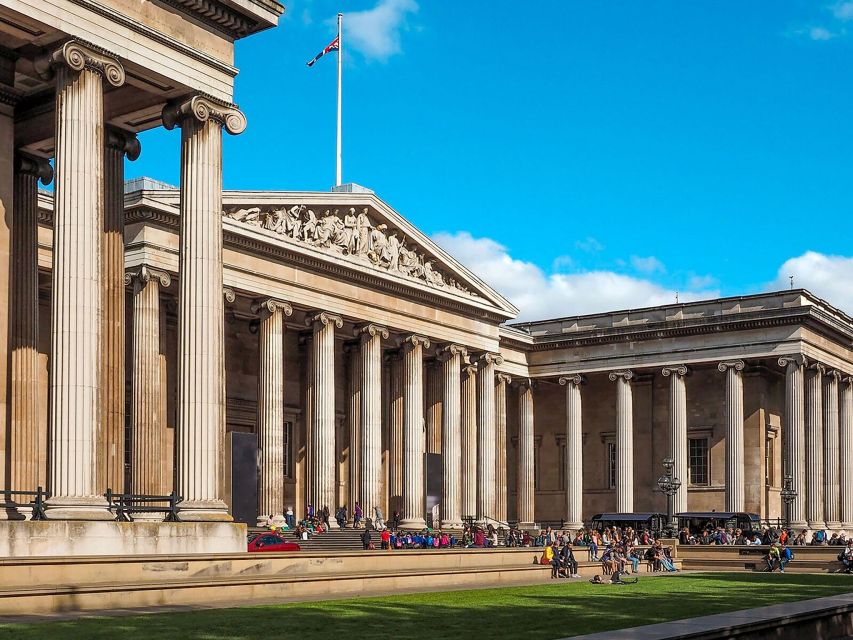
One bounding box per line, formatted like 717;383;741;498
644;548;656;561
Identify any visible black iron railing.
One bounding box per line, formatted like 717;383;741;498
104;489;182;522
0;487;49;521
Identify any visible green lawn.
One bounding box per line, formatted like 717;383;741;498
1;573;850;640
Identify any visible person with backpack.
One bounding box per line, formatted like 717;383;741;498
779;542;794;572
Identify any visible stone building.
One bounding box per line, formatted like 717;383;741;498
1;0;852;556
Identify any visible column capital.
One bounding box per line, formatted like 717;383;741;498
477;352;503;367
843;376;853;387
105;127;141;162
399;334;430;350
124;265;171;289
436;343;467;361
14;153;53;185
661;365;688;377
462;359;478;377
558;374;584;386
35;39;125;87
251;298;293;318
809;361;826;375
717;360;745;373
355;323;389;340
778;354;807;369
306;311;343;329
825;369;843;383
223;287;236;304
608;370;634;382
514;377;534;390
496;372;513;385
162;93;247;135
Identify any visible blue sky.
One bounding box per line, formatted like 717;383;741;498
129;1;853;320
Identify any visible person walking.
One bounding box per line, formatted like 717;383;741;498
374;505;385;530
361;529;372;550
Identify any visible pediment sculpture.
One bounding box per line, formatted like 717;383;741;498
224;205;477;297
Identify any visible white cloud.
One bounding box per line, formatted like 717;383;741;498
806;26;838;40
431;231;718;322
773;251;853;313
575;237;604;253
833;1;853;20
341;0;418;61
630;255;666;274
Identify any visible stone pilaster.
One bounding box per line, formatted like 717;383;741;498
608;370;634;513
559;375;584;529
823;370;841;529
841;377;853;529
718;360;745;513
8;155;51;515
38;40;125;519
516;379;536;529
306;312;342;523
346;342;361;523
805;362;826;530
162;94;245;521
357;324;387;528
128;267;171;503
662;365;688;513
387;353;404;516
400;335;429;529
495;372;511;524
778;355;807;528
253;299;292;525
100;128;140;495
461;360;478;521
438;344;466;529
477;353;502;523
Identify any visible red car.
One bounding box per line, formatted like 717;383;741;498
247;532;301;552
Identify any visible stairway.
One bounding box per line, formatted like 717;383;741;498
284;528;370;552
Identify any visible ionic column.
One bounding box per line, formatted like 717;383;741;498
387;353;404;516
778;355;807;528
823;370;841;529
461;360;478;521
37;40;124;519
162;95;245;520
495;373;511;523
517;379;536;529
9;155;51;513
662;365;688;514
806;362;826;529
438;344;466;529
253;299;293;526
477;353;502;523
346;342;361;524
128;267;171;504
608;370;634;513
305;312;342;523
559;375;584;529
841;377;853;529
358;324;387;528
400;335;429;529
718;360;745;512
100;128;140;494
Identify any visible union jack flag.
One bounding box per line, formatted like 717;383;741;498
306;36;339;67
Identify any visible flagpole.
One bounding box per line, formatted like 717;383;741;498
336;12;343;187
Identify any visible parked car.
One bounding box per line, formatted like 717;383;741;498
247;532;301;552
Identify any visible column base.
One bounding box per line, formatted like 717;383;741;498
518;521;537;531
807;520;827;532
789;520;809;531
841;522;853;531
826;520;842;531
399;517;426;531
177;499;232;522
441;519;463;530
0;504;27;521
564;521;584;532
44;497;114;521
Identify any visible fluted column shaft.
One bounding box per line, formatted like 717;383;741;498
823;371;841;529
609;371;634;513
439;345;466;529
255;300;292;525
841;378;853;528
425;362;442;454
494;373;510;523
517;380;535;528
718;360;745;512
806;363;826;529
346;344;361;522
359;325;386;527
45;41;124;519
560;375;583;529
461;362;478;520
400;335;429;529
129;268;170;500
779;356;807;528
388;355;404;515
663;366;688;513
477;353;502;522
10;157;51;506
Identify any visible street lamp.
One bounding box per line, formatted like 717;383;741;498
657;457;682;537
780;474;797;531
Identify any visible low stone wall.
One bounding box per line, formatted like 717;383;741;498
0;521;247;557
678;544;844;573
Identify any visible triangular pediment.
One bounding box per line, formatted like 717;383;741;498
221;190;518;319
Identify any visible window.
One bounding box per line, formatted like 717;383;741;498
689;438;709;486
283;421;293;479
606;443;617;489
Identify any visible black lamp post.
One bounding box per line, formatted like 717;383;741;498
780;474;797;531
657;457;682;537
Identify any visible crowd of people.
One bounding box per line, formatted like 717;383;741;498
678;524;853;547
